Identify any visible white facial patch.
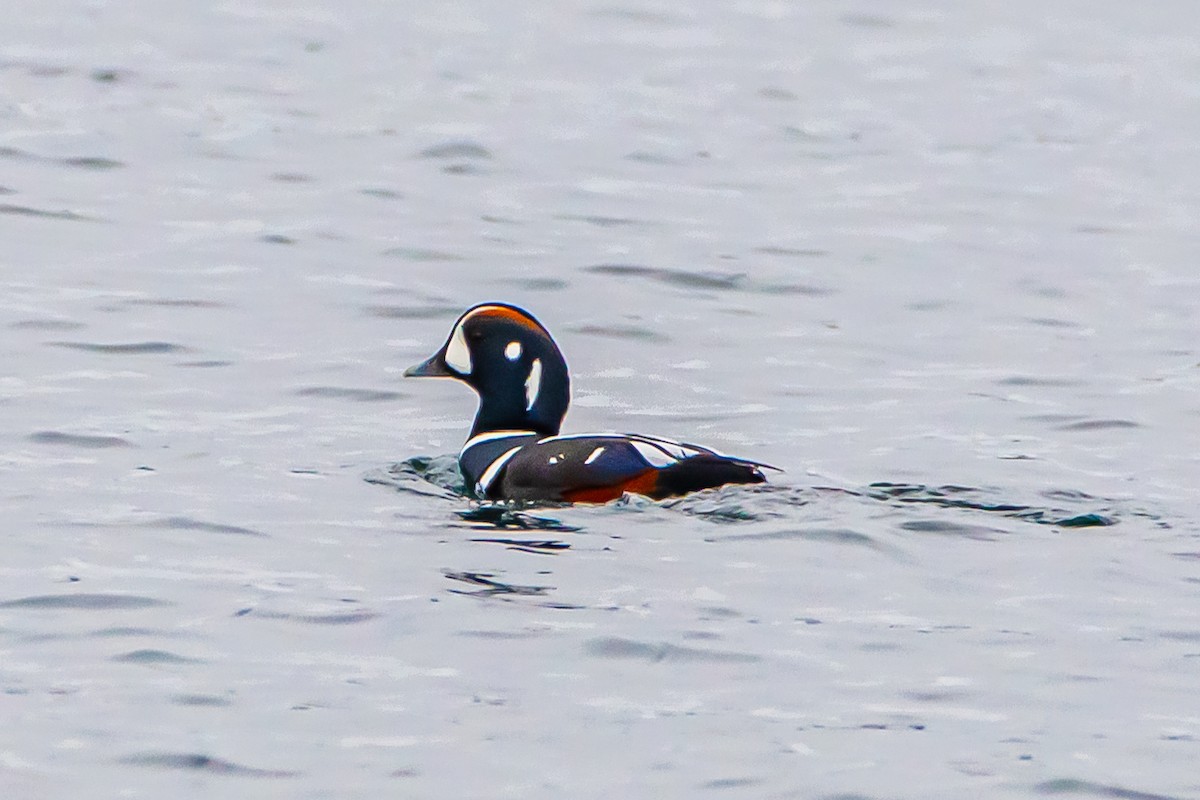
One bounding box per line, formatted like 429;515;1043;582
444;322;472;374
583;446;605;465
525;358;542;411
504;341;522;361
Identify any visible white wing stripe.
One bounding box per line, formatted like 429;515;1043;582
631;441;677;468
461;429;537;454
536;432;718;464
538;432;622;443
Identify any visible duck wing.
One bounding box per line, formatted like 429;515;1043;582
490;433;771;503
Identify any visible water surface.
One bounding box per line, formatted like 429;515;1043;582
2;1;1198;798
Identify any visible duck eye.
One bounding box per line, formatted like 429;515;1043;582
504;341;522;361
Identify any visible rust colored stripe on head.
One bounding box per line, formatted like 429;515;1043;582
561;469;660;504
465;304;545;334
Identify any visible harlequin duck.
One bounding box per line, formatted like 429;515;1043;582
404;303;774;503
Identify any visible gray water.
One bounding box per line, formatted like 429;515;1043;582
2;1;1199;797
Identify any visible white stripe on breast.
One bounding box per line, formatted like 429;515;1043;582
476;446;523;496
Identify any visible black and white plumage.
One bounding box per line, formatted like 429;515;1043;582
405;303;774;503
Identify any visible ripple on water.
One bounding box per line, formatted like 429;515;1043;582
90;626;174;638
585;263;744;290
862;483;1117;528
495;277;569;291
9;319;86;331
49;341;186;354
122;298;226;309
898;519;1006;542
417;141;492;175
359;187;402;199
120;752;300;778
60;156;124;170
112;649;203;665
238;607;381;625
583;263;831;295
364;303;461;320
176;360;232;368
0;593;168;610
380;247;463;262
370;456;1128;531
1034;778;1186;800
29;431;133;448
0;203;101;222
294;386;406;402
710;527;884;549
1057;419;1141;431
624;150;685;165
702;777;762;791
0;145;122;171
568;323;670;343
417;141;492;160
555;214;653;230
584;637;760;664
89;67;127;82
147;516;266;537
753;245;829;257
996;375;1083;387
172;694;233;707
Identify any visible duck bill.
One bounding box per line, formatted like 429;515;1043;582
403;350;454;378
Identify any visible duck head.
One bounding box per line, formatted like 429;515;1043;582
404;303;570;437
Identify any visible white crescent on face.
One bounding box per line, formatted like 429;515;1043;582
525;358;542;410
444;322;472;374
